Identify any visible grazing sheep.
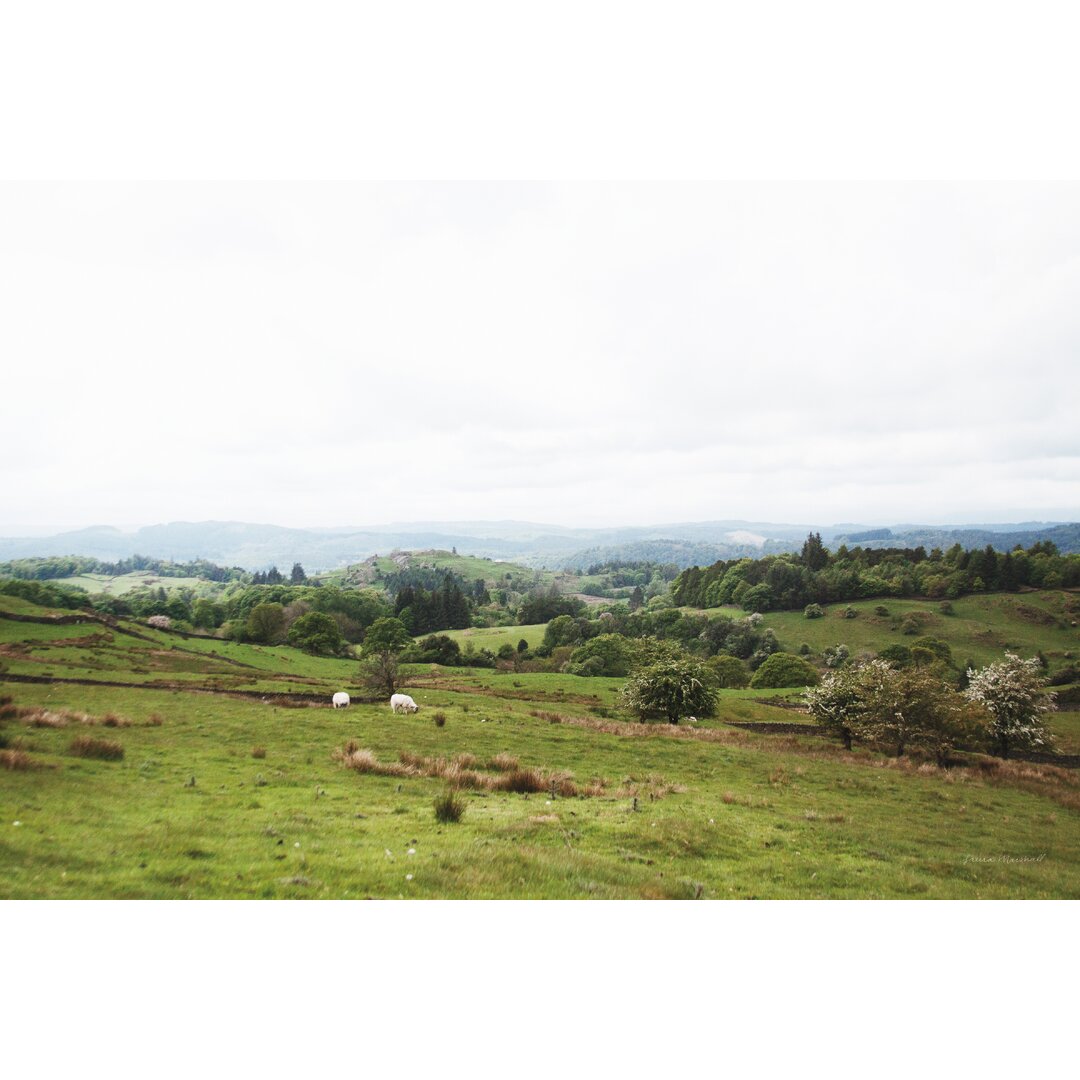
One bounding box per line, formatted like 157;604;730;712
389;693;419;714
332;692;351;709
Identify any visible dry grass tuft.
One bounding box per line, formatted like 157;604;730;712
146;713;164;726
0;748;35;770
433;711;447;727
488;752;520;771
721;791;737;804
29;710;69;728
252;746;267;759
333;743;655;801
491;766;549;794
69;735;124;761
100;712;131;728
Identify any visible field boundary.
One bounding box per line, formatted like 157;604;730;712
0;670;368;705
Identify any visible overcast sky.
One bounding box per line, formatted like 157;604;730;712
2;181;1078;533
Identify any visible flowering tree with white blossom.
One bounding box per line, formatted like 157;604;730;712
964;653;1056;758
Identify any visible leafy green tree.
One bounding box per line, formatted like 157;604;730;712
749;652;819;689
359;616;412;695
568;633;636;677
740;583;774;613
191;598;219;630
287;611;343;655
707;653;749;688
542;614;583;650
245;602;286;644
621;659;718;724
405;634;463;666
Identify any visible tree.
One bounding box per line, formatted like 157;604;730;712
290;562;307;584
287;611;343;655
858;662;985;759
245;602;286;644
707;653;750;689
809;659;988;760
805;662;870;749
628;585;645;612
568;633;636;677
621;659;718;724
359;616;412;696
800;532;829;571
964;653;1056;758
191;598;219;630
749;652;819;689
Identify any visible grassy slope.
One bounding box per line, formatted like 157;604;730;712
698;591;1080;674
36;572;210;596
2;592;1078;899
437;623;549;651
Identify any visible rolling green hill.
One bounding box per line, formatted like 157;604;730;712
1;589;1077;899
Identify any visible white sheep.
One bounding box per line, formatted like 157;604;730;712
332;692;351;709
389;693;419;714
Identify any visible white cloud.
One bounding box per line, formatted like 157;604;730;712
1;182;1078;532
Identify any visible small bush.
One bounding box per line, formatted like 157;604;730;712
874;605;889;617
252;746;267;759
69;735;124;761
939;601;955;616
841;605;857;619
804;603;824;619
433;711;447;727
900;615;920;635
434;790;466;823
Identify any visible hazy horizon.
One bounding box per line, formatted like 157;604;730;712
1;512;1076;541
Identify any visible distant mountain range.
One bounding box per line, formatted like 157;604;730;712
0;519;1077;572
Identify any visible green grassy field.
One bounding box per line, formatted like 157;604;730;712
438;623;548;651
39;571;210;596
2;593;1078;899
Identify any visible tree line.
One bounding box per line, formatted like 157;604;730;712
672;535;1080;612
0;554;248;583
